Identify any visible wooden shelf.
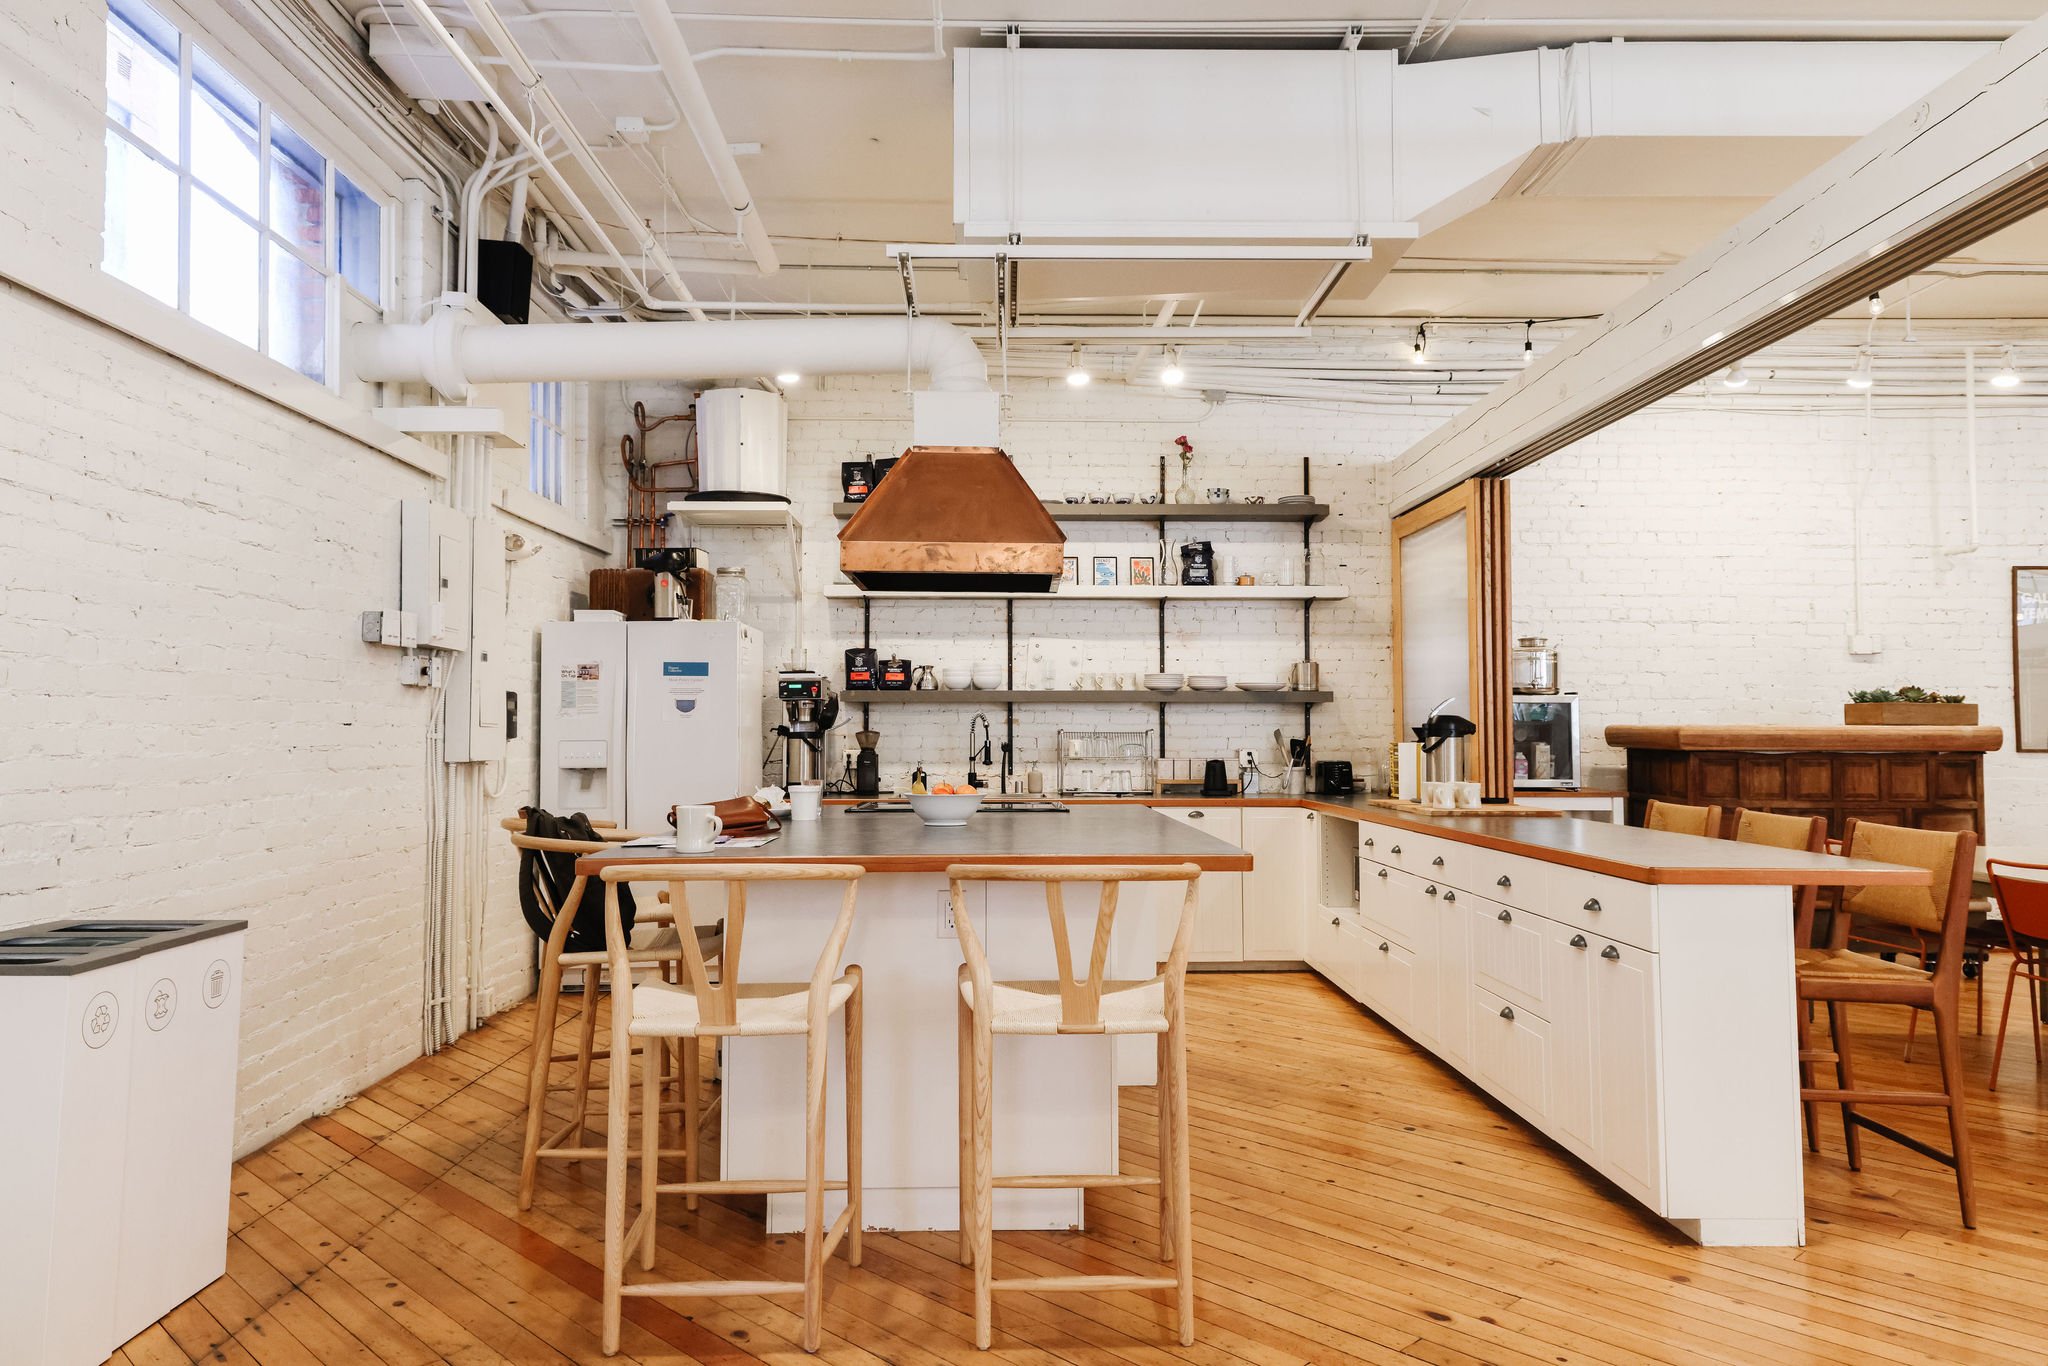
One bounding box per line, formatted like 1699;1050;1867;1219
849;689;1333;706
833;499;1328;523
666;500;799;528
823;583;1347;602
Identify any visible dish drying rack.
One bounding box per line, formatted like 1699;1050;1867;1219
1057;729;1157;796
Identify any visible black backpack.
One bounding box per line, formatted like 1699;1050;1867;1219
517;808;636;955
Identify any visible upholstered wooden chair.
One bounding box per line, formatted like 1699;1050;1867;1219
1797;819;1979;1226
1643;799;1724;839
1730;808;1829;1148
946;862;1203;1350
595;862;866;1356
1985;859;2048;1091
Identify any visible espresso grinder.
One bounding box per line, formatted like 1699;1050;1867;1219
853;730;882;796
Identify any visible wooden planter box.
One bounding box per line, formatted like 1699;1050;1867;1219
1844;702;1980;726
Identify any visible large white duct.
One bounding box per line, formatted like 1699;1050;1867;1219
352;311;991;399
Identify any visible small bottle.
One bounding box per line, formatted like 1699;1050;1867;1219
910;764;928;795
1514;752;1530;780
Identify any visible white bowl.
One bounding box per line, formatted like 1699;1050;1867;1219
1235;678;1284;691
971;668;1004;689
939;668;973;689
900;789;984;826
1186;675;1229;691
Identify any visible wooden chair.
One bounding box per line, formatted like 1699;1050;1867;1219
1730;808;1829;1149
505;820;714;1210
1797;819;1979;1226
1985;860;2048;1091
595;862;866;1356
947;862;1203;1350
1643;799;1724;838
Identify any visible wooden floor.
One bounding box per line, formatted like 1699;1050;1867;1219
119;968;2048;1366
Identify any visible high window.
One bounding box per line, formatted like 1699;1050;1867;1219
528;381;582;513
103;0;382;384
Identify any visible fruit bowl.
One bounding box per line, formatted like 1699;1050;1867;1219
900;789;984;826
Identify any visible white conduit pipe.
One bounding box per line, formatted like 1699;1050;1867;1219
627;0;780;275
354;314;991;393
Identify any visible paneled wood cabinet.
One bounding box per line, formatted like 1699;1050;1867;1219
1152;805;1314;963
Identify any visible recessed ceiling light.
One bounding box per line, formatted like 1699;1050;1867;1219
1065;346;1091;387
1698;331;1726;349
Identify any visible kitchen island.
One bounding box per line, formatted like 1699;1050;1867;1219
578;805;1248;1233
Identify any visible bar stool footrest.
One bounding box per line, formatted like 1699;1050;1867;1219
992;1173;1160;1190
993;1275;1177;1293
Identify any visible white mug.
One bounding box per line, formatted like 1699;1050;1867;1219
672;804;723;852
790;783;824;822
1454;781;1483;808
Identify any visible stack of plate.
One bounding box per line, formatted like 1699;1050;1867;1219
1235;677;1286;692
1143;673;1185;691
1276;493;1316;504
1186;675;1229;691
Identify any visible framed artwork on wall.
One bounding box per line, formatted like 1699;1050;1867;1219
1129;555;1156;586
1062;556;1080;586
1092;556;1118;587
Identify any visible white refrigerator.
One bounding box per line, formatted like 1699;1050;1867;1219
539;619;765;831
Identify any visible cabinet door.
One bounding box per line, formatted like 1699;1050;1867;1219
1242;808;1313;960
1544;919;1598;1158
1152;807;1243;961
1432;886;1473;1071
1591;936;1664;1206
1470;895;1551;1015
1306;908;1346;988
1471;986;1549;1125
1356;926;1414;1030
1331;917;1371;1002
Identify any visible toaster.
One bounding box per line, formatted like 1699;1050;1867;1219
1315;760;1355;795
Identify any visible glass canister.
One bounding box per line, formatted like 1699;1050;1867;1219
714;566;749;622
1512;635;1559;694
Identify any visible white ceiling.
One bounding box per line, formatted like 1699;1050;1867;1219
377;4;2048;337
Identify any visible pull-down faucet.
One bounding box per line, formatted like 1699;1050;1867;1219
967;713;994;789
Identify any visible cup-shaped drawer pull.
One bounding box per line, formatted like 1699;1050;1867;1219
1496;908;1513;924
1389;844;1402;855
1499;1005;1515;1021
1330;917;1341;926
1378;940;1390;953
1363;837;1375;849
1601;944;1621;961
1432;855;1445;867
1188;810;1204;819
1583;897;1603;913
1424;884;1439;897
1570;933;1588;949
1443;891;1457;904
1496;874;1512;889
1376;868;1389;880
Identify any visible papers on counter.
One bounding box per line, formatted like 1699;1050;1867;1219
611;834;780;850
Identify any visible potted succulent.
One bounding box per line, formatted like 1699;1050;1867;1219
1844;686;1979;726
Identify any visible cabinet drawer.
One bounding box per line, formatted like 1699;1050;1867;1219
1547;870;1657;952
1357;929;1416;1030
1359;826;1450;879
1453;847;1550;914
1358;862;1437;951
1470;985;1549;1125
1469;895;1552;1016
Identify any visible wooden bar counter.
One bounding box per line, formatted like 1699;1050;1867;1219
1604;723;2004;837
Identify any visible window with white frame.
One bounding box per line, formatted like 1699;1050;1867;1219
528;381;582;513
102;0;382;384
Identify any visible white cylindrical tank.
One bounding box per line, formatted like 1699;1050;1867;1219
693;388;788;500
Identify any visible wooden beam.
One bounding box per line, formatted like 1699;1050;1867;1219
1391;16;2048;511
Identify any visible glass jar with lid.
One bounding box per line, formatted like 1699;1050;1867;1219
714;566;748;623
1511;636;1559;694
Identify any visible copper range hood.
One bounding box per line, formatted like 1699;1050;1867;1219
837;446;1066;592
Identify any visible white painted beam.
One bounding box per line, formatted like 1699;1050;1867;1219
1391;17;2048;511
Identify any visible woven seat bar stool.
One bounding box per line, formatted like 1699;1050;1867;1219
1729;808;1830;1150
947;861;1203;1350
596;862;866;1356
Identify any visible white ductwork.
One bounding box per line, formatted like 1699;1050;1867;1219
352;310;991;399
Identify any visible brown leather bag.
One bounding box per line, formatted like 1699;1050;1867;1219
670;796;781;837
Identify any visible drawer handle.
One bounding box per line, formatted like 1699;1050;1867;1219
1432;855;1445;867
1378;940;1390;953
1601;945;1621;961
1583;897;1603;913
1424;884;1439;897
1570;933;1588;949
1331;917;1341;926
1496;875;1512;888
1363;837;1374;848
1376;868;1389;880
1189;810;1204;819
1499;1005;1515;1021
1497;908;1513;924
1443;891;1456;904
1389;846;1402;856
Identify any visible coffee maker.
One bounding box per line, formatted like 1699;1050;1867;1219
773;670;839;788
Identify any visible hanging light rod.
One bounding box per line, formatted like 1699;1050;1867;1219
884;242;1390;262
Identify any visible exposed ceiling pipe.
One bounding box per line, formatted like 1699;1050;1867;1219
546;248;759;276
353;312;990;396
627;0;780;275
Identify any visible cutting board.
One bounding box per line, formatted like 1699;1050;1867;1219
1368;798;1561;819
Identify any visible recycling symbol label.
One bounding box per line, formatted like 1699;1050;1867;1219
82;991;119;1049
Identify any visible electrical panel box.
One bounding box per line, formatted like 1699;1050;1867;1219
446;511;506;764
399;500;472;651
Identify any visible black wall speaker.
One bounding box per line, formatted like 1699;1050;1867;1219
476;239;534;324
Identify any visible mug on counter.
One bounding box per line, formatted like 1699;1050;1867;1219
790;783;824;822
669;803;724;853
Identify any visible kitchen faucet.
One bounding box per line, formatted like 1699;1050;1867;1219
967;713;994;789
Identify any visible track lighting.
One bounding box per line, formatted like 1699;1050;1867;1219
1522;321;1534;367
1411;322;1429;365
1065;346;1091;387
775;371;801;385
1719;363;1750;390
1991;346;2022;388
1159;348;1185;387
1845;348;1873;390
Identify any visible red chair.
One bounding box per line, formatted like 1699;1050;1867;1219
1986;860;2048;1092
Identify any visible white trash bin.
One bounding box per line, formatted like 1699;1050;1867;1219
0;919;246;1365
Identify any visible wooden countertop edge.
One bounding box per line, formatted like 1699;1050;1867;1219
1604;724;2005;753
575;851;1254;875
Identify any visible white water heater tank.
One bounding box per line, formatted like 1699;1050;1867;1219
693;388;788;501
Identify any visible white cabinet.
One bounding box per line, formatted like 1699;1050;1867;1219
1589;934;1663;1206
1544;919;1598;1157
1306;908;1348;989
1152;806;1244;961
1242;808;1314;961
1357;930;1417;1032
1469;895;1550;1017
1470;985;1549;1124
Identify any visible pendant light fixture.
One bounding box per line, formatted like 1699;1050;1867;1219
1845;348;1874;390
1065;345;1091;387
1522;320;1534;367
1411;322;1429;365
1159;347;1185;387
1990;346;2022;388
1719;363;1751;390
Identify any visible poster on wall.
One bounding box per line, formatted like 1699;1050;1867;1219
1092;556;1118;588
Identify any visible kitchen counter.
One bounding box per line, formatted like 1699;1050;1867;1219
1605;723;2004;751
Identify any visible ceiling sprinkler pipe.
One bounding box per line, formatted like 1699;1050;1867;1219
353;311;991;396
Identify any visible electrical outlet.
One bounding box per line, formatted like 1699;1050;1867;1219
936;890;958;939
1238;747;1258;769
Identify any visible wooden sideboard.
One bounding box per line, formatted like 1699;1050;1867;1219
1604;725;2005;839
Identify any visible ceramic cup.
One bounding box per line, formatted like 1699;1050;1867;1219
1207;487;1231;503
671;803;724;852
789;784;824;822
1422;781;1452;807
1454;781;1483;808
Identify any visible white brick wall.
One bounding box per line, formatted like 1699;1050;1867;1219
606;374;1434;792
1513;403;2048;843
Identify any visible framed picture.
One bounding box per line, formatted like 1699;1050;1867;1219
1092;555;1118;588
1129;555;1156;586
1062;556;1080;586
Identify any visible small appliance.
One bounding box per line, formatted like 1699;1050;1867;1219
1201;758;1231;796
774;670;838;788
650;572;686;620
853;729;882;796
1512;694;1583;788
1315;760;1355;795
1413;700;1478;787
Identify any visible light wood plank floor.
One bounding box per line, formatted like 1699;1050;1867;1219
117;968;2047;1365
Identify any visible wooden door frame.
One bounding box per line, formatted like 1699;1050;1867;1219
1391;478;1513;799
